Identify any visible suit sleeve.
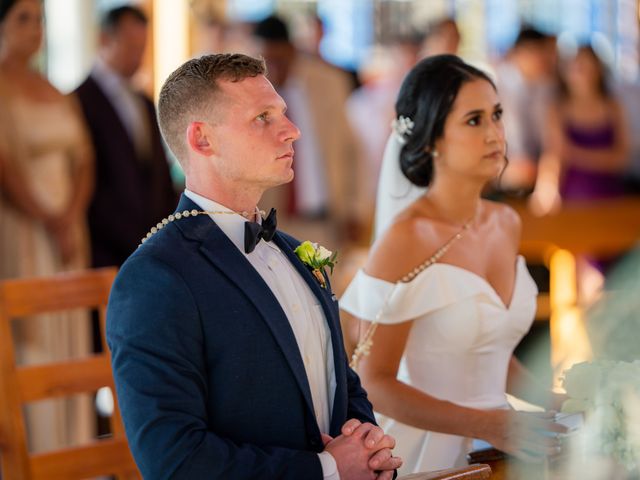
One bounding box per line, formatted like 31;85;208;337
107;254;322;480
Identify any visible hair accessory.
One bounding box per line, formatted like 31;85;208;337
391;115;415;140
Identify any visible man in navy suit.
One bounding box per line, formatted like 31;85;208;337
107;53;401;479
75;5;177;269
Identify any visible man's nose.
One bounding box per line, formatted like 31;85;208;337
283;115;301;142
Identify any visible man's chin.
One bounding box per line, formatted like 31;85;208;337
279;169;295;185
260;172;294;191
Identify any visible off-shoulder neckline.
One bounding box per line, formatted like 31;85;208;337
360;255;528;311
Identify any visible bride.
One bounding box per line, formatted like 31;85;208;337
340;55;566;474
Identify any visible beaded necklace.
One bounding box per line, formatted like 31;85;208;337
139;208;266;246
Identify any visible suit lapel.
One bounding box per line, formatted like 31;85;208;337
273;234;348;432
173;196;316;418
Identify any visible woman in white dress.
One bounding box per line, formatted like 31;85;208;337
341;55;566;474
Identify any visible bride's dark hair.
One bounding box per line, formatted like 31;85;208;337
397;54;495;186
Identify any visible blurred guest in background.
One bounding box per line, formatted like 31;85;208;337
531;45;630;302
251;15;365;246
419;17;460;58
0;0;94;452
75;5;177;269
530;44;629;215
494;27;557;195
347;18;460;224
347;32;424;211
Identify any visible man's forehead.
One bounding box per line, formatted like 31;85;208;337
217;75;284;109
218;75;273;96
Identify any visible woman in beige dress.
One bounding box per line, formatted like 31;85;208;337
0;0;94;452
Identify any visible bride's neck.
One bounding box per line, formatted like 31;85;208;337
424;176;482;226
0;54;32;74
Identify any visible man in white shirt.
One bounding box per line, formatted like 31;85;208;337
107;53;400;479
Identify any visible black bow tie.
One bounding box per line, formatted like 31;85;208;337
244;208;277;253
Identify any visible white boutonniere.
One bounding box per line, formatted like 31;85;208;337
294;241;338;289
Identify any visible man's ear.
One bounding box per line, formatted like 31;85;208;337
186;121;216;156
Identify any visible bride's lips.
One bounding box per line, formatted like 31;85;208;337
483;149;504;159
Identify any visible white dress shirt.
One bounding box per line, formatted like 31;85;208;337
184;190;339;479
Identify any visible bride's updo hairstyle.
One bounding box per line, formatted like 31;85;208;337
396;55;495;186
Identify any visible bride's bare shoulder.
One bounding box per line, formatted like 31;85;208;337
482;200;521;242
365;210;441;283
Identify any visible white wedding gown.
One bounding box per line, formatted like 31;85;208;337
340;255;538;474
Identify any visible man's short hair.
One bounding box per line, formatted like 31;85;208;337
100;5;148;33
157;53;266;165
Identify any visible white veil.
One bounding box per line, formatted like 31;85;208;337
373;131;427;239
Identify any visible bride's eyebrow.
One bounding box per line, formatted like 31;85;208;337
462;102;502;118
462;108;485;118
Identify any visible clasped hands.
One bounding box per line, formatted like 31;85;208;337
322;419;402;480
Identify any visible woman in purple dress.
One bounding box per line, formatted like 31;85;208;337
530;45;629;213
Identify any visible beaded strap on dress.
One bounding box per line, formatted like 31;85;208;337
350;221;472;369
400;222;471;283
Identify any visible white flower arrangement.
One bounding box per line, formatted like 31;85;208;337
294;241;337;289
562;360;640;472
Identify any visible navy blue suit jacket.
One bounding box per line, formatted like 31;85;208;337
107;195;376;479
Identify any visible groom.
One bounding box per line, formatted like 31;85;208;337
106;53;400;479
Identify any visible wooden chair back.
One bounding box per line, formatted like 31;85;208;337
0;268;140;480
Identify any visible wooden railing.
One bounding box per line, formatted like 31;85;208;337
512;196;640;261
510;196;640;385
